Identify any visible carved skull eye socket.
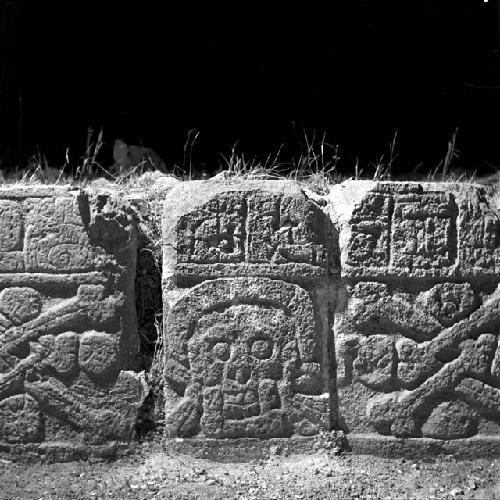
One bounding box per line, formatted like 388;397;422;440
212;342;230;361
442;301;457;316
251;339;273;359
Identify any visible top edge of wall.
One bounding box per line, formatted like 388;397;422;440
0;177;493;198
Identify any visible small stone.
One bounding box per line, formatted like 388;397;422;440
269;445;282;456
449;487;464;497
468;479;478;490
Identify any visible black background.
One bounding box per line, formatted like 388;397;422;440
1;0;499;176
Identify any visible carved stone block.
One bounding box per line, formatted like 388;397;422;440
0;187;146;449
163;181;337;439
331;181;500;444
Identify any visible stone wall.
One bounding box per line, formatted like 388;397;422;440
163;179;500;455
1;178;499;459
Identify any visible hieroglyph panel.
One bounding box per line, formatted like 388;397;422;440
0;188;145;446
341;182;500;278
163;181;338;282
163;181;337;438
333;182;500;440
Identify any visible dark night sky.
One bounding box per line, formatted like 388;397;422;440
1;0;499;176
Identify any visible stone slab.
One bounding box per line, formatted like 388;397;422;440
163;180;337;439
331;181;500;447
164;434;500;460
346;434;500;459
0;440;137;464
163;434;345;462
0;187;147;452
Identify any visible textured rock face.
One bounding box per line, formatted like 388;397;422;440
0;187;146;449
163;180;500;446
163;182;338;283
163;181;337;438
15;179;500;453
332;181;500;441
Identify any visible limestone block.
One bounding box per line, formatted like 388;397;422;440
163;181;337;439
332;181;500;442
0;187;146;448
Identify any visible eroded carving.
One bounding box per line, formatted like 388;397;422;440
164;277;330;438
166;186;337;281
0;189;146;447
336;182;500;441
344;183;500;278
337;280;500;439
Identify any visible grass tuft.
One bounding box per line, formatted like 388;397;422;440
425;128;477;184
1;127;495;193
219;142;286;180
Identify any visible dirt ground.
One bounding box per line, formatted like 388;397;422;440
1;439;500;500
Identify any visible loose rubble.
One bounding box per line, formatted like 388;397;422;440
1;440;499;500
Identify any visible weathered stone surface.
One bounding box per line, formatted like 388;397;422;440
39;332;79;377
163;181;336;439
0;287;43;324
0;187;146;450
330;181;500;278
421;401;478;440
163;180;338;284
331;181;500;444
164;277;331;438
79;331;120;379
0;394;44;443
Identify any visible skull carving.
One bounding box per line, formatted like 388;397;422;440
164;277;331;438
189;305;295;438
